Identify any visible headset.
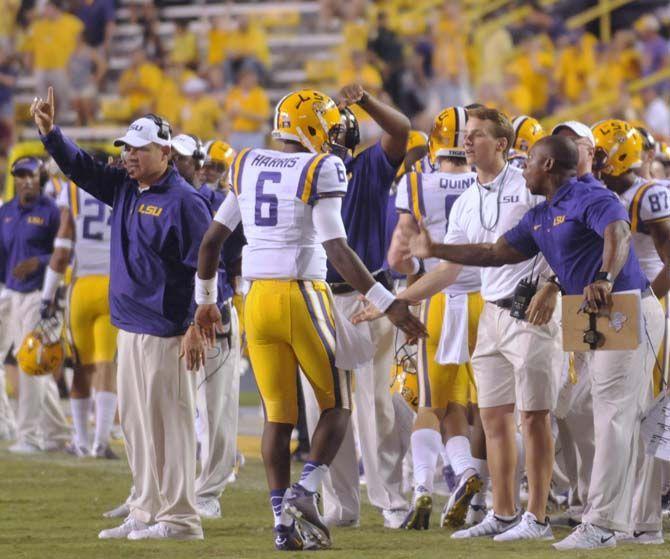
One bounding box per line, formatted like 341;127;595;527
143;113;172;142
187;134;206;169
340;107;360;151
636;126;656;152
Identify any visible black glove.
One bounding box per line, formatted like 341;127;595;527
40;299;56;319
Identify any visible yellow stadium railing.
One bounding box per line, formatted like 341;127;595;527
566;0;637;42
542;66;670;128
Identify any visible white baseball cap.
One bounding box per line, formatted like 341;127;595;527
171;134;200;157
114;116;171;148
551;120;595;146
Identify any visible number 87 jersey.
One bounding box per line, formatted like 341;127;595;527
224;148;348;280
57;182;111;277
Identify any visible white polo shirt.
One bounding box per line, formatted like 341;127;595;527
445;163;550;301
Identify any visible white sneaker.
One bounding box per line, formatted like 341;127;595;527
98;516;148;539
196;498;221;519
451;509;520;539
553;522;616;550
9;441;41;454
493;511;554;542
102;503;130;519
127;522;204;541
383;508;409;529
615;530;664;545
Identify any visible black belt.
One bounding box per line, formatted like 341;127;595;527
491;297;513;309
329;270;393;296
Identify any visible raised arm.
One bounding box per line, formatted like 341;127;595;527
40;207;74;318
32;87;125;205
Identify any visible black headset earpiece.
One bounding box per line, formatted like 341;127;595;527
187;134;205;168
341;107;360;151
144;113;172;141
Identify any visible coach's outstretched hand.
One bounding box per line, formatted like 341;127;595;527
180;324;206;371
194;303;224;346
30;86;55;135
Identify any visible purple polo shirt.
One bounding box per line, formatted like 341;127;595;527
326;141;399;283
504;174;649;295
0;195;59;293
76;0;115;47
42;126;212;337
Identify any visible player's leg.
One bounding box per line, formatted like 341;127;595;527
68;363;94;455
244;280;304;550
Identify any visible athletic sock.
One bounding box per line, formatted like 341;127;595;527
93;391;117;449
471;458;489;507
70;397;91;449
445;435;476;477
270;488;292;527
298;461;328;493
411;428;442;495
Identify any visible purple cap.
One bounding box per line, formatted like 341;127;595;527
11;156;43;175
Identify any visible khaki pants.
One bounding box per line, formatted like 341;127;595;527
7;289;69;447
0;294;16;437
582;295;665;532
117;330;201;535
195;307;241;501
303;291;411;522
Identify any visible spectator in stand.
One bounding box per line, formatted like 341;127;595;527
180;77;223;142
117;50;163;119
0;0;20;49
642;86;670;140
367;11;404;107
223;65;269;150
634;14;669;77
170;19;198;70
69;38;105;125
74;0;115;55
154;65;185;126
0;45;17;149
23;0;83;117
220;15;269;84
128;2;164;64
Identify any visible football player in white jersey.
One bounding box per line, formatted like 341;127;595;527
593;120;670;545
186;89;425;551
388;106;484;529
40;158;119;458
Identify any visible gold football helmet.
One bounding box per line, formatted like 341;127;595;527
390;342;419;412
592;119;642;176
272;89;342;153
205;140;236;170
428;106;468;162
17;318;64;376
511;115;545;152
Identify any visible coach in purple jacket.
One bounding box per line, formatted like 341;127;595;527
33;88;209;541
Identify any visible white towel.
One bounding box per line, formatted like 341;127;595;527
436;293;470;365
332;302;375;370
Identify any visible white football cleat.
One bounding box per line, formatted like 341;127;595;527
127;522;203;541
196;498;221;519
98;516;148;539
102;503;130;519
383;508;409;529
451;509;520;539
493;511;554;542
553;522;616;550
9;441;41;454
615;530;664;545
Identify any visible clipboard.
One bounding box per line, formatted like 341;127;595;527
562;292;642;351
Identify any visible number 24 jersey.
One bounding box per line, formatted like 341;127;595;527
226;148;347;280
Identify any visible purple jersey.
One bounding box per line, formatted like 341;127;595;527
42;126;212;337
504;174;649;295
0;195;59;293
326;141;399;283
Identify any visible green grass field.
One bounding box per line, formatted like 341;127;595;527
1;441;668;559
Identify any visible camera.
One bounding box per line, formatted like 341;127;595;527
510;277;538;320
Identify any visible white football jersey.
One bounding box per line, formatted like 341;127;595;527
44;175;72;201
396;170;481;294
619;176;670;281
57;182;111;277
507;151;528;170
228;148;347;280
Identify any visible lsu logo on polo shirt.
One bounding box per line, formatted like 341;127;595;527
27;216;45;225
138;204;163;217
553;215;566;226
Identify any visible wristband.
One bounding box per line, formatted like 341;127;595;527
409;257;421;275
41;266;63;302
195;275;217;305
54;238;74;250
365;281;395;313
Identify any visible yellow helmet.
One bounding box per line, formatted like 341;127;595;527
17;319;64;376
272;89;342;153
408;130;428;151
428;106;468;162
389;343;419;412
592;119;643;176
511;115;545;152
657;141;670;162
205;140;235;166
